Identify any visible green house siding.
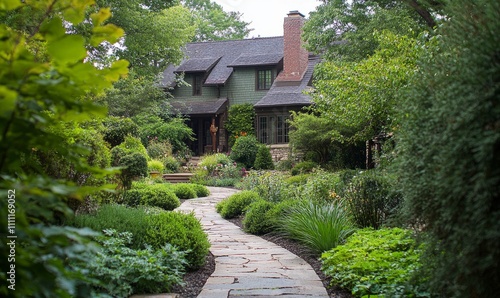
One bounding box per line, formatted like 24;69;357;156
173;73;219;100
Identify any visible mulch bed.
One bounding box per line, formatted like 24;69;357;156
174;215;353;298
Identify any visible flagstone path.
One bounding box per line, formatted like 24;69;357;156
175;187;329;298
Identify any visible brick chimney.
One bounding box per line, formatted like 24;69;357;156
276;10;309;83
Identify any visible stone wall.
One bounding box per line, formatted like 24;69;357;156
268;144;293;162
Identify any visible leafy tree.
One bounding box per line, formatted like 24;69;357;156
182;0;252;41
396;0;500;295
303;0;427;61
310;31;420;143
0;1;128;297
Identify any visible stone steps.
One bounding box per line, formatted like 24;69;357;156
163;173;193;184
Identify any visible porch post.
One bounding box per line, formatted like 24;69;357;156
210;117;218;153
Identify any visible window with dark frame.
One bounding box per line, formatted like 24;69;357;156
258;114;290;144
193;74;202;96
256;69;273;90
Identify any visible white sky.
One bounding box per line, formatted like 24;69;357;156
212;0;321;37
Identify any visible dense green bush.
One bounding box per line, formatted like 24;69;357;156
280;200;355;254
163;156;180;173
147;139;173;160
243;200;275;234
123;184;180;210
216;190;260;219
321;228;426;297
115;135;149;160
147;159;164;173
69;204;150;249
285;174;310;186
254;145;275;170
172;183;198;200
74;229;187;297
118;152;148;189
230;135;259;168
291;161;317;175
191;183;210;197
145;211;210;270
102;116;139;147
301;169;340;203
396;1;500;295
344;170;401;229
275;159;294;171
225;103;256;146
199;153;233;174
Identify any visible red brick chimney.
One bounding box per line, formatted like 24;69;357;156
276;10;309;83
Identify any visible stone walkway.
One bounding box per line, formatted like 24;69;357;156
176;187;329;298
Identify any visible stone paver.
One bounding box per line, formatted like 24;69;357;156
176;187;329;298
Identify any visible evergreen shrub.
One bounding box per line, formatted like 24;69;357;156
254;145;274;170
291;161;317;175
243;200;275;234
216;190;260;219
172;183;197;200
123;184;180;210
102;116;139;147
145;211;210;270
147;159;164;173
191;183;210;197
230;135;259;168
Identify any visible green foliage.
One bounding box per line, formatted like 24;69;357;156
343;170;401;229
216;190;260;219
238;171;289;202
230;135;259;168
301;169;340;203
119;152;149;189
199;153;233;175
284;174;310;186
0;1;128;296
321;228;426;297
163;156;180;173
254;145;274;170
396;0;500;295
243;200;275;235
191;183;210;197
102;116;139;147
147;139;173;160
134;114;194;154
182;0;252;42
311;31;420;143
291;161;317;176
145;211;210;270
172;183;198;200
147;159;165;173
123;184;180;210
115;135;149;160
279;200;355;254
69;204;150;249
225;103;256;146
74;229;187;297
275;159;294;171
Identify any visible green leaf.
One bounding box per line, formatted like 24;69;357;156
0;0;22;11
91;24;124;46
0;86;17;117
47;35;86;63
90;7;112;26
39;17;65;42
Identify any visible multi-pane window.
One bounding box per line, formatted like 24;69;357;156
193;74;202;96
258;115;289;144
256;69;273;90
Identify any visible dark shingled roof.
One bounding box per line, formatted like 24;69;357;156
175;57;220;73
170;98;228;116
254;56;320;108
163;37;284;86
228;53;283;67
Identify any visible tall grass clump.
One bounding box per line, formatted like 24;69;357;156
280;200;355;254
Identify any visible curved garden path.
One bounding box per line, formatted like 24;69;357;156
176;187;329;298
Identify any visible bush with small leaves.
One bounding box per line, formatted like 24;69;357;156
291;161;317;175
216;190;261;219
123;184;180;210
102;116;139;147
145;211;210;270
254;145;274;170
243;200;275;234
147;159;164;173
119;152;149;189
163;156;180;173
147;139;173;160
230;135;259;168
190;184;210;197
172;184;197;200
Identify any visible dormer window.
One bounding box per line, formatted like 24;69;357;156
256;69;273;90
193;74;203;96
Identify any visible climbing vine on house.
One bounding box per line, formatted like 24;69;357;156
225;103;256;147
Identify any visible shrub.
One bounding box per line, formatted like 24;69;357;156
225;103;256;147
206;177;241;187
230;135;259;168
117;135;149;160
74;229;187;297
172;183;198;200
301;169;340;203
216;190;260;219
119;152;148;189
343;170;401;229
276;159;294;171
163;156;180;173
243;200;275;235
102;116;139;147
190;183;210;197
321;228;426;297
147;139;173;160
279;200;355;254
145;211;210;270
69;204;150;249
147;159;164;173
199;153;233;175
254;145;274;170
285;174;310;186
291;161;317;175
253;171;288;202
123;184;180;210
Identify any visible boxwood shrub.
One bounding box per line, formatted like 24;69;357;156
172;183;198;200
123;184;180;210
243;200;275;235
216;190;260;219
191;183;210;197
145;211;210;270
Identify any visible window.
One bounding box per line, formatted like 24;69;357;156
193;74;202;96
256;69;273;90
258;115;289;144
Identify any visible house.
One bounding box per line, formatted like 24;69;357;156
162;11;319;158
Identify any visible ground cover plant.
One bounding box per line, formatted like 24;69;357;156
216;190;261;219
321;228;426;297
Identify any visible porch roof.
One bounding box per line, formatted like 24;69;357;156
170;98;228;116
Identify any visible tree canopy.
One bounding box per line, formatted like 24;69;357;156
182;0;252;42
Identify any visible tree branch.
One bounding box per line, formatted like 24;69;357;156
405;0;437;28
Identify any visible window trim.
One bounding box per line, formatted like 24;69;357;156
255;69;274;90
192;74;203;96
257;114;290;144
